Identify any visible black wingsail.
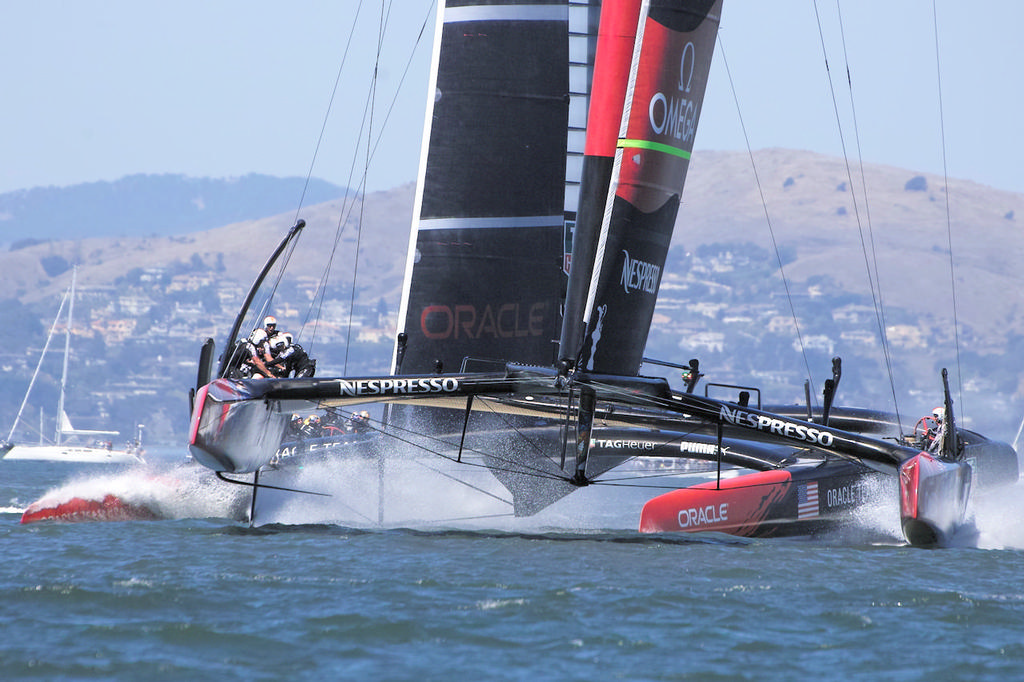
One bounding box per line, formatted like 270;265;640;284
394;1;581;375
575;0;721;376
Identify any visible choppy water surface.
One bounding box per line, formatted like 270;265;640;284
3;457;1024;681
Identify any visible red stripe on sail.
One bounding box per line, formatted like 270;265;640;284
583;0;643;157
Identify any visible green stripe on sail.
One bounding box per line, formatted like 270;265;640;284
617;138;692;160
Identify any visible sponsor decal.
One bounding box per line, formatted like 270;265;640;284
339;377;460;397
825;482;866;508
677;502;728;529
679;441;726;456
276;442;334;458
620;249;660;294
592;439;656;450
420;303;547;340
719;405;835;447
647;41;699;145
563;219;575;276
584;305;607;372
797;482;819;519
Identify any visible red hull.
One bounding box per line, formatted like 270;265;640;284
21;494;159;524
639;470;794;536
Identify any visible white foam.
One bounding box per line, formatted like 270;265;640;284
25;463;247;521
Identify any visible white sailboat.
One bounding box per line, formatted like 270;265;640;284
2;267;145;465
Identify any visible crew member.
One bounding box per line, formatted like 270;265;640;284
348;410;371;432
266;331;316;378
286;413;304;439
914;406;945;452
240;328;273;378
300;414;322;438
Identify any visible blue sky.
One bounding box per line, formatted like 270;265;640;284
2;1;1020;197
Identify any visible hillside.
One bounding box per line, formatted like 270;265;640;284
0;183;413;307
1;149;1022;444
0;173;346;246
679;149;1024;340
5;150;1022;335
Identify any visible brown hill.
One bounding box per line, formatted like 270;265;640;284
679;149;1024;340
3;183;415;309
4;149;1022;341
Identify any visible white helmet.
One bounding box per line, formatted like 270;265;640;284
263;315;278;328
249;328;268;345
932;407;945;422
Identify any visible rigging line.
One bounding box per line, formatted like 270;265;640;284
931;0;964;415
314;404;727;491
368;0;437;162
6;289;69;443
247;233;305;350
567;378;686;416
301;5;376;352
292;0;367;225
303;0;435;355
302;76;375;352
405;455;514;506
826;0;904;432
716;34;818;405
810;2;888;410
469;393;573;461
344;0;391;372
330;407;571;483
331;0;435;226
593;468;729;485
400;513;517;525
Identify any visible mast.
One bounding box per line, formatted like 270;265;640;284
559;0;643;368
55;266;76;445
576;0;721;377
4;284;70;445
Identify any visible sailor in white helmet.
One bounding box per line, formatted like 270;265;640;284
242;328;273;378
266;329;316;378
262;316;280;358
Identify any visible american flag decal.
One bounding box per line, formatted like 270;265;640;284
797;482;819;519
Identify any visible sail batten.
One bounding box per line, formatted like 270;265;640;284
444;5;567;24
418;216;566;230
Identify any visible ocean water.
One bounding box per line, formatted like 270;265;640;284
3;454;1024;681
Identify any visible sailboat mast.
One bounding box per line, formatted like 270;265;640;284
55;266;76;446
559;0;643;368
4;286;70;444
576;0;721;376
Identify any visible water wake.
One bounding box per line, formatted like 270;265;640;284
20;462;248;523
969;479;1024;550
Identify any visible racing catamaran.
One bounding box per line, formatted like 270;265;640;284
186;0;1017;546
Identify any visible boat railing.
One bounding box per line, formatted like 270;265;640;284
704;382;762;410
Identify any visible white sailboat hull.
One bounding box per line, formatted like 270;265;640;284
3;443;143;464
